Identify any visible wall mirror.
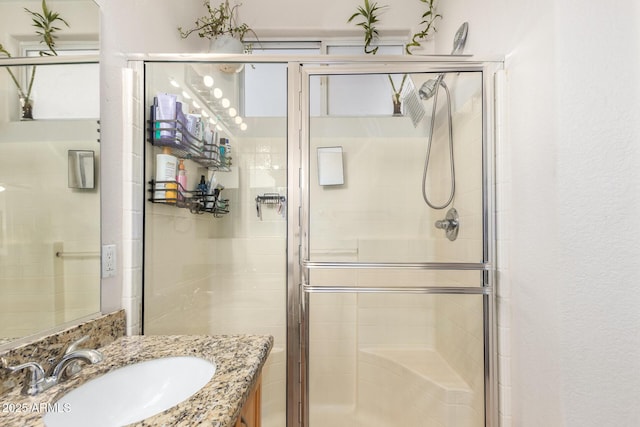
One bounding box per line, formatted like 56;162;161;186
0;0;100;347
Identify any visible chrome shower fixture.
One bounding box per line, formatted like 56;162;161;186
451;22;469;55
418;21;470;100
419;22;469;211
418;78;439;100
434;207;459;241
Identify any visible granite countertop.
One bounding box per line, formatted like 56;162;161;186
1;334;273;427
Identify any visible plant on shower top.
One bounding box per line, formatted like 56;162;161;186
0;0;70;119
347;0;444;112
178;0;257;45
347;0;387;55
347;0;407;113
405;0;442;54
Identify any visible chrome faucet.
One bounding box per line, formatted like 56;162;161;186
1;335;103;396
50;348;103;380
1;361;56;396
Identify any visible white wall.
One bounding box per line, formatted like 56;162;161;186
96;1;640;426
437;1;640;426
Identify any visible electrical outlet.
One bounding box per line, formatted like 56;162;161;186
102;244;116;278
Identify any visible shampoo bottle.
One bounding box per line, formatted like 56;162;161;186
176;159;187;201
154;147;178;203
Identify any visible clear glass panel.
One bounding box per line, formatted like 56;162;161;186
244;44;321;117
308;292;485;427
143;61;287;427
22;50;99;120
0;63;101;342
308;71;484;264
325;45;404;116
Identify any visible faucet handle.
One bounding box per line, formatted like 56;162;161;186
1;359;47;396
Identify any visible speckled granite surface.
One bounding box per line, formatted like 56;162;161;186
0;310;126;395
1;334;273;427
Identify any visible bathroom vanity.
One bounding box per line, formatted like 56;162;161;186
1;333;272;427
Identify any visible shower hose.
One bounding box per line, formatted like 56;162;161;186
422;75;456;210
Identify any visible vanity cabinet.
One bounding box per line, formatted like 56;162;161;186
235;375;262;427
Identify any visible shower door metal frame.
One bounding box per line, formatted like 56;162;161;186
287;59;502;427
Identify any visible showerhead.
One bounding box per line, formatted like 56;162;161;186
419;78;439;100
451;22;469;55
419;22;469;101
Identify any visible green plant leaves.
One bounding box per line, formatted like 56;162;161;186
24;0;70;54
2;0;69;102
347;0;387;55
406;0;441;54
178;0;256;42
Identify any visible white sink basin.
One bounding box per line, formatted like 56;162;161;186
43;356;216;427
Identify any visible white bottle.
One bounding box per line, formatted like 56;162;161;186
154;146;178;202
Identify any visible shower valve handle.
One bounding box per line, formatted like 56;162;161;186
434;208;459;241
435;219;457;230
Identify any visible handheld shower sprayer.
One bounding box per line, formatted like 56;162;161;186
419;22;468;215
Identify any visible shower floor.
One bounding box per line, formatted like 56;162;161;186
309;348;478;427
310;405;387;427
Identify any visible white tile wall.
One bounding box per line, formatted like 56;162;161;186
121;65;145;335
494;68;512;427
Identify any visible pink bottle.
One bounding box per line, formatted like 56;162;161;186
176;159;187;201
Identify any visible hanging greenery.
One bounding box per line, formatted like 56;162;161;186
178;0;256;42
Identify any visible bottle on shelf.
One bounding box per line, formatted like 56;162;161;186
154;146;178;203
176;159;187;201
197;175;208;194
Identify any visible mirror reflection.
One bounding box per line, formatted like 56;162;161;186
0;0;100;346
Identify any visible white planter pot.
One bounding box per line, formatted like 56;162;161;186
209;35;244;53
209;35;245;73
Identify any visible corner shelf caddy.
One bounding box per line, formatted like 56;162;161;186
147;117;231;218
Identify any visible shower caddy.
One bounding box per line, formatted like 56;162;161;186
146;115;230;218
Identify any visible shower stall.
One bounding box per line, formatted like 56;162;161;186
139;55;502;427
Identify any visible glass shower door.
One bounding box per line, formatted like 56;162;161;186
297;63;496;427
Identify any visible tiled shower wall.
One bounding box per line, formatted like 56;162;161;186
143;131;287;344
142;118;288;426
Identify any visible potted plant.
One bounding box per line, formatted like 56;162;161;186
178;0;257;54
0;0;69;120
405;0;441;54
